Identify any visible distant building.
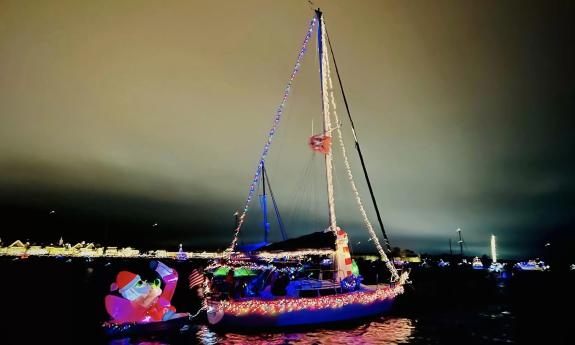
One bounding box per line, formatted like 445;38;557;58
45;246;67;255
26;246;48;256
6;240;27;255
105;247;119;256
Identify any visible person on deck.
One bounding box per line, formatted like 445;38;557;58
224;268;235;300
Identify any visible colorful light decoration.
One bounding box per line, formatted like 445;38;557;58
206;249;336;273
228;17;317;253
340;274;362;291
211;285;404;316
207;263;303;275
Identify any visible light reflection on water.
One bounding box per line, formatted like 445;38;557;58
109;317;414;345
197;317;414;345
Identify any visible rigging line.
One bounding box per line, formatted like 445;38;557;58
304;156;317;232
323;25;399;281
227;17;316;254
293;153;314;233
188;305;208;320
312;154;321;231
325;25;394;253
263;167;287;241
328;85;399;281
285;153;314;233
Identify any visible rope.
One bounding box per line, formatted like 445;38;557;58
263;167;287;240
325;26;394;253
188;305;208;320
323;30;399;282
227;17;317;254
285;154;314;233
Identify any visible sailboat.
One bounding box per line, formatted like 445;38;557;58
203;9;409;329
514;259;549;271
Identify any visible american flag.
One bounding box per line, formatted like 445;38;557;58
188;268;205;289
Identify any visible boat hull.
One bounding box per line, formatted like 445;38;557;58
207;285;401;329
102;315;193;338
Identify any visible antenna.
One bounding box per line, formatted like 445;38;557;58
307;0;316;11
457;228;464;259
311;119;314;136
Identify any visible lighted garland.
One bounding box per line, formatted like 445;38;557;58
320;15;338;234
205;262;298;273
228;16;317;254
213;285;404;316
207;249;335;272
322;23;399;281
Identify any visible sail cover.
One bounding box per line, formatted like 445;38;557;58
256;231;336;251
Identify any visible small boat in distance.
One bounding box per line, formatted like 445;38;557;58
437;259;450;268
514;259;549;271
472;256;484;270
489;262;505;273
103;315;193;338
176;243;188;261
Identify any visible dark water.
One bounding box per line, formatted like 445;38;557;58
1;257;572;344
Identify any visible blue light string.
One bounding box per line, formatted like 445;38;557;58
229;17;317;252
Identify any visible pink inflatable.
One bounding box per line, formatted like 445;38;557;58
105;261;188;323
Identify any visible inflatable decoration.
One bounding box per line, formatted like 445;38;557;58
103;261;190;336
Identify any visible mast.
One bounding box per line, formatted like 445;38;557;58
316;9;337;233
457;228;464;259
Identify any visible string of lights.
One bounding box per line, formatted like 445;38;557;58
228;16;317;254
324;34;399;281
319;15;338;234
213;285;404;316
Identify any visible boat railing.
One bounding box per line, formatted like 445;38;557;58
294;267;364;297
298;267;336;281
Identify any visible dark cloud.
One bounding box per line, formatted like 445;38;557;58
0;1;573;259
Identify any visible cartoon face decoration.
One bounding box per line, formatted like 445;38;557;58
116;271;162;304
133;278;162;308
105;262;184;324
124;278;160;298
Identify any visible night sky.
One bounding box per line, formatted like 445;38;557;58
0;1;573;259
